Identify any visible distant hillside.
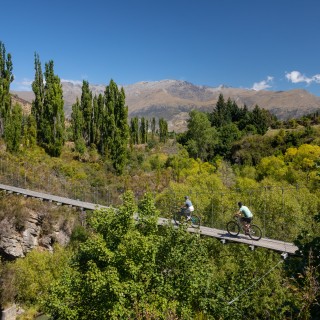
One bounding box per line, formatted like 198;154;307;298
12;80;320;132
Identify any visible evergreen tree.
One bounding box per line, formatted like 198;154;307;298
211;93;226;127
250;105;271;135
237;104;251;130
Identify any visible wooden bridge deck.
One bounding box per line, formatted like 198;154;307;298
0;183;298;255
0;183;107;211
157;218;298;255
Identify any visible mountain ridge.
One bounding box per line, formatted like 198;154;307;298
12;80;320;132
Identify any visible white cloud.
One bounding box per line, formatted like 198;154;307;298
251;76;273;91
313;74;320;83
285;70;320;85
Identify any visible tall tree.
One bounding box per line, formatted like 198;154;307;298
31;53;45;144
159;118;168;143
42;60;65;156
92;94;104;150
140;117;146;144
71;98;86;154
23;114;37;148
104;80;129;174
211;93;226;127
151;117;156;139
250;105;272;135
4;103;22;152
130;117;139;145
113;86;129;173
0;42;14;136
80;80;93;145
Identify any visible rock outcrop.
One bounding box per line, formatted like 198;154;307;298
0;199;78;260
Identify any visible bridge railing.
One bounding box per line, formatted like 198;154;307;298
0;158;124;207
0;158;316;244
155;186;316;243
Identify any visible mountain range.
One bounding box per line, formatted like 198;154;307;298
11;80;320;132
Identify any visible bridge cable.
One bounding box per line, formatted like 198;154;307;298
227;259;284;305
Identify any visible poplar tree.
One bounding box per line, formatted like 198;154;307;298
31;53;45;143
95;93;105;152
71;98;85;154
42;60;65;156
70;79;129;173
104;80;116;156
113;86;129;173
140;117;146;144
130;117;139;145
23;114;37;148
0;41;14;136
104;80;129;173
92;94;103;150
4;103;22;152
80;80;93;145
151;117;156;139
145;119;149;143
159;118;168;143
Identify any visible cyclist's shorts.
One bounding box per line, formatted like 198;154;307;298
241;217;252;223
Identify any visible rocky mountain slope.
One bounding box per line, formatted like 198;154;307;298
12;80;320;132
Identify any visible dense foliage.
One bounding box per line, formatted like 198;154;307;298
1;191;318;319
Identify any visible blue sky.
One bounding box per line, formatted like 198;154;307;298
2;0;320;95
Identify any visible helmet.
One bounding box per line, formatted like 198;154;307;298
185;196;189;200
238;201;242;207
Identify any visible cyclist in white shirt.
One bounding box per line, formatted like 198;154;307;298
183;196;194;220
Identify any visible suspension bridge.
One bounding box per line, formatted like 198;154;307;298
0;183;298;256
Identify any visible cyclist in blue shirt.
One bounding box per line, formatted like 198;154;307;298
236;201;253;234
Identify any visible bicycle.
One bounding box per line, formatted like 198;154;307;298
173;208;201;228
226;215;262;241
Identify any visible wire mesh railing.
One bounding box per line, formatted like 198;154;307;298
0;158;318;244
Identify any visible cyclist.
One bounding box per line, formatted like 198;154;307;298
181;196;194;221
235;201;253;234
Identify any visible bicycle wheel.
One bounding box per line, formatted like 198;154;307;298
190;215;200;228
226;221;240;236
173;212;183;225
248;224;262;241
